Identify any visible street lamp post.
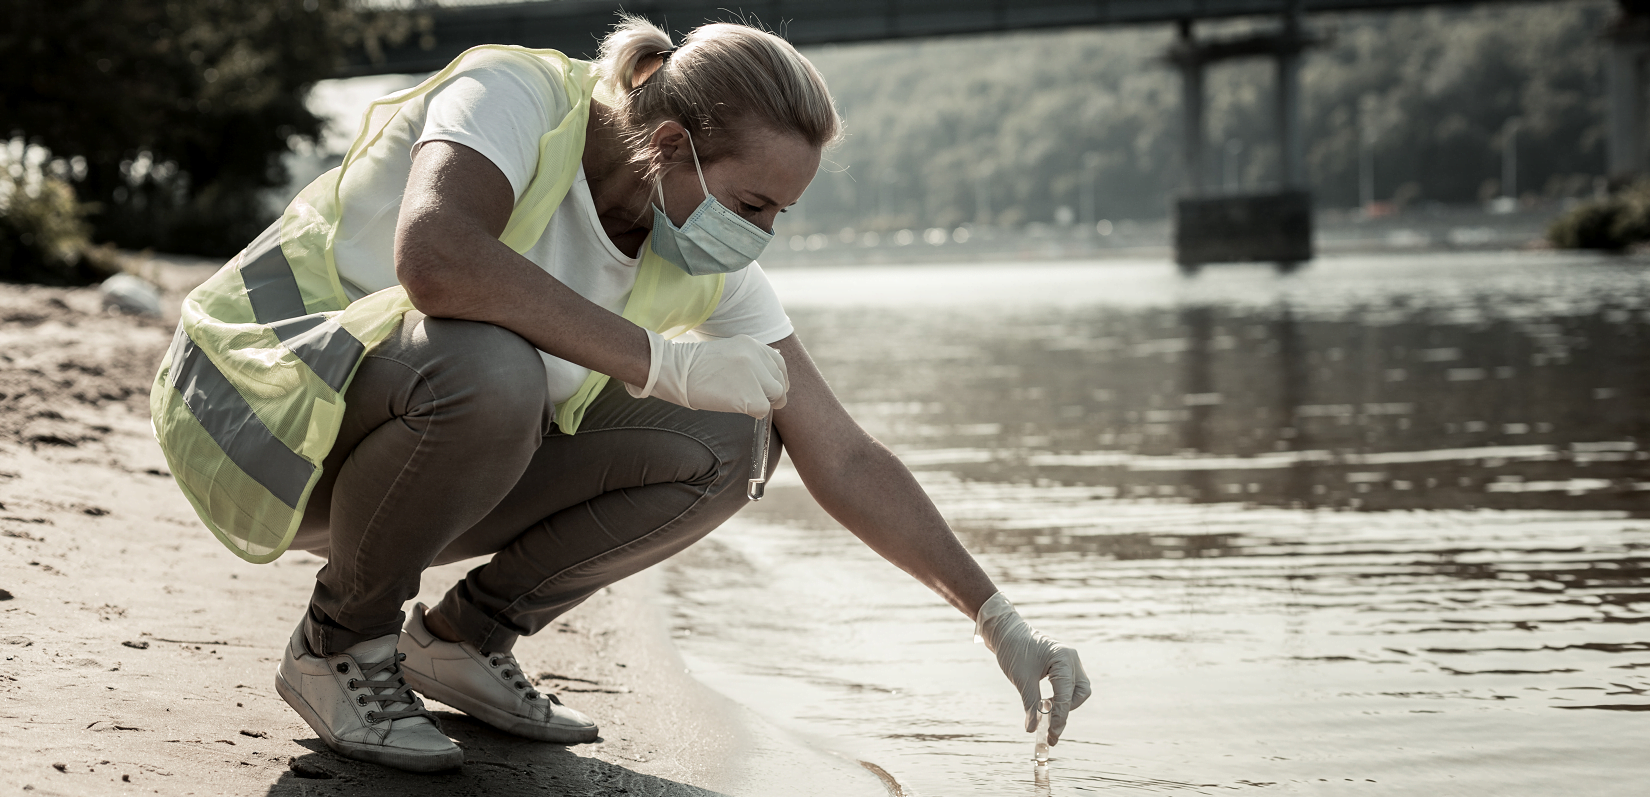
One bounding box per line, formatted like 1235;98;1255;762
1358;94;1377;211
879;168;898;225
1080;151;1101;228
1223;138;1245;192
973;162;993;227
1501;117;1521;200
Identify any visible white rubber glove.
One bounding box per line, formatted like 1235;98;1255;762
625;329;789;417
975;592;1092;745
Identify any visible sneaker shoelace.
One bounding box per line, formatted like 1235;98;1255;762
485;651;561;705
351;652;435;724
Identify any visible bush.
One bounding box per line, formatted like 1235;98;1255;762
1549;199;1626;250
0;141;108;285
1549;179;1650;251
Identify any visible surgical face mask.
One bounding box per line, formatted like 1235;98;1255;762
649;130;775;276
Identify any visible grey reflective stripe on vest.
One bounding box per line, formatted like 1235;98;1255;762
238;222;367;392
240;223;309;323
169;326;315;508
270;315;365;393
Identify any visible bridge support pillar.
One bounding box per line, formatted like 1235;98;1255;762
1179;21;1207;194
1168;1;1318;270
1276;3;1306;190
1607;8;1650;180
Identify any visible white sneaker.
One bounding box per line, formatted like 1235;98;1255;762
398;603;599;744
275;624;464;772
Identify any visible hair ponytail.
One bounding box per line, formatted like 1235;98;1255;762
595;14;675;97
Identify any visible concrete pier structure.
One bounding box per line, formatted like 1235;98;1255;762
1169;0;1319;268
1607;4;1650;180
1179;21;1209;196
1276;7;1307;190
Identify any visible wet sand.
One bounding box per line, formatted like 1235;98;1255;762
0;265;882;796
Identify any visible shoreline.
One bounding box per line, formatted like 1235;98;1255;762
0;274;876;795
756;237;1569;269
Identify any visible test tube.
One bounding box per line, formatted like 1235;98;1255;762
1032;697;1052;763
747;414;771;501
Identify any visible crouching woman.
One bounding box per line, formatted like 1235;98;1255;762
151;15;1090;772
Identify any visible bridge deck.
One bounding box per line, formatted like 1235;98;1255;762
342;0;1560;75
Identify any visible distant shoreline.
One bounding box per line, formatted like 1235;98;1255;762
759;204;1563;268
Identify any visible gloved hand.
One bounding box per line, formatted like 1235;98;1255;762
625;329;789;417
975;592;1092;745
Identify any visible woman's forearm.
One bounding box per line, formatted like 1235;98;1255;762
772;335;998;620
796;437;1000;620
402;227;652;386
394;140;653;387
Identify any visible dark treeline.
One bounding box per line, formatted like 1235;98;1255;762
783;1;1612;237
1;0;418;263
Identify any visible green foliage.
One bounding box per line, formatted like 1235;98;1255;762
0;0;407;257
1548;180;1650;250
0;142;103;285
1549;200;1625;250
787;2;1612;235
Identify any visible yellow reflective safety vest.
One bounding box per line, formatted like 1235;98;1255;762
150;46;725;564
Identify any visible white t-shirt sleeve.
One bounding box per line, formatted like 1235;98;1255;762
417;56;570;202
693;262;794;344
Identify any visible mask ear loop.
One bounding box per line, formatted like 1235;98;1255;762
652;125;713;217
683;129;711;201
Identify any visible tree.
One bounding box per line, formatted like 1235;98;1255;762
786;2;1612;236
1;0;407;257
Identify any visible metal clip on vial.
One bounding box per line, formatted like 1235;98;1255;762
747;414;772;501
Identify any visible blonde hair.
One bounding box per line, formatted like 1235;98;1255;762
594;14;841;172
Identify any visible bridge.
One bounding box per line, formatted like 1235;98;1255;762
343;0;1560;75
342;0;1633;267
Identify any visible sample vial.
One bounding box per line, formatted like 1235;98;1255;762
747;414;771;500
1032;698;1052;763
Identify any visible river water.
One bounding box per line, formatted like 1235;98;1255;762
660;251;1650;796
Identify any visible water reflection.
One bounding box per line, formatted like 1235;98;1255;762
818;292;1650;514
666;254;1650;796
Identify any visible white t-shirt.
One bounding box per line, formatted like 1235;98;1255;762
329;54;793;406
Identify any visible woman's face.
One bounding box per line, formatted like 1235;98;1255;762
652;124;821;234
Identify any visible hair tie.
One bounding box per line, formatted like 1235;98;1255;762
657;47;677;62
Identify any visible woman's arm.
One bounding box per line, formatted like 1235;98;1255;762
394;140;654;387
772;332;1093;740
770;332;999;620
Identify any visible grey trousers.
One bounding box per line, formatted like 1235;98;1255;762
291;311;776;655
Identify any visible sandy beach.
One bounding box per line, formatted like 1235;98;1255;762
0;262;884;796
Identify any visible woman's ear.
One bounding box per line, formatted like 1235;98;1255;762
649;121;690;165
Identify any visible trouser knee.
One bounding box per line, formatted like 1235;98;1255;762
641;409;782;552
403;313;548;428
434;400;783;650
